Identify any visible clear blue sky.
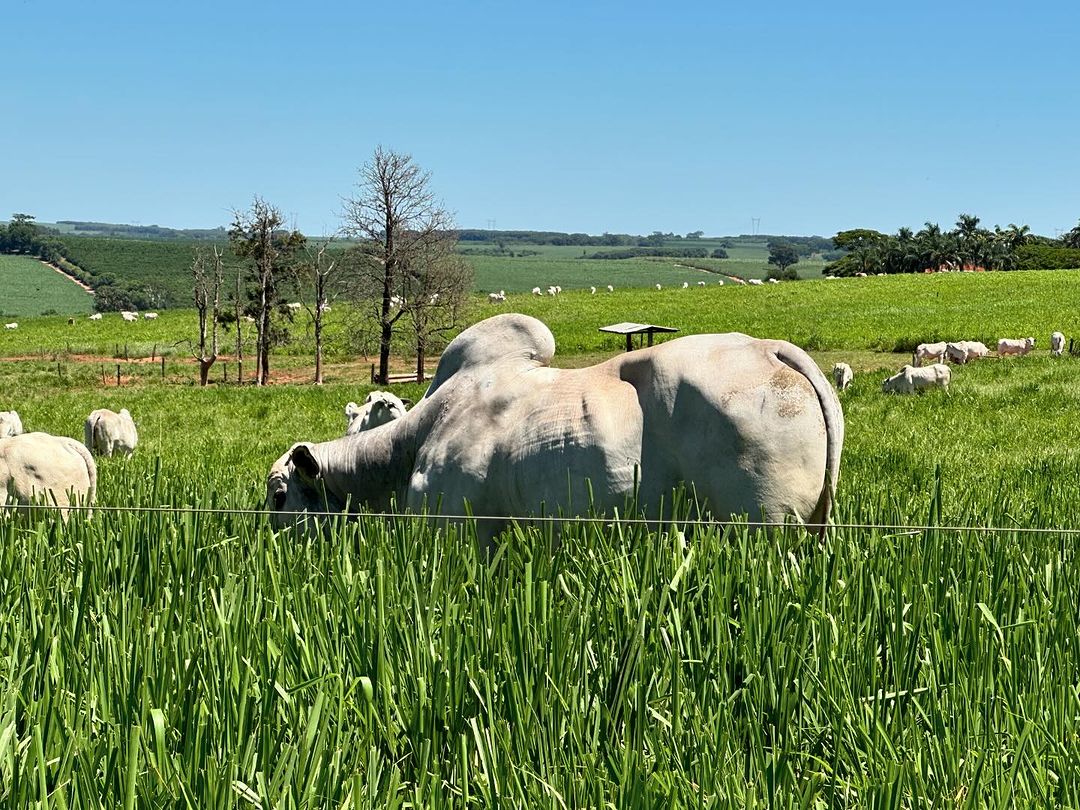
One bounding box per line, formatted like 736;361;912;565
4;0;1079;237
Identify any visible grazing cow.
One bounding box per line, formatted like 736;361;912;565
4;323;17;329
488;291;506;303
120;311;138;322
882;364;951;394
682;282;689;289
1051;331;1066;357
547;286;559;296
655;284;662;290
67;318;75;325
0;411;23;438
913;341;948;366
855;272;868;278
390;295;406;308
717;279;724;286
143;312;158;320
590;286;597;295
768;278;780;284
344;391;411;435
84;408;138;457
532;287;542;295
0;432;96;519
748;279;764;286
998;337;1036;357
698;281;706;287
606;285;614;292
832;362;853;391
286;302;302;311
946;341;989;364
243;315;256;323
267;314;845;545
89;313;103;320
825;276;838;280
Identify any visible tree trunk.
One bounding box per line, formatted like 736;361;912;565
416;336;425;382
199;356;216;386
314;315;323;385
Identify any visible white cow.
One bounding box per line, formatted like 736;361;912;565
4;323;17;330
717;279;724;286
0;411;23;438
1051;331;1066;357
89;313;103;321
913;341;948;366
945;341;990;364
286;302;302;311
120;311;138;322
832;363;853;391
767;278;780;284
606;285;614;292
267;314;845;546
682;282;689;289
84;408;138;457
344;391;411;436
532;287;543;296
143;312;158;320
748;279;764;286
655;284;662;291
882;364;951;394
547;286;559;296
488;291;506;303
0;432;96;519
998;337;1036;357
590;286;597;295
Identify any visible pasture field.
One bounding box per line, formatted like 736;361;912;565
0;255;94;317
3;269;1080;363
4;271;1080;803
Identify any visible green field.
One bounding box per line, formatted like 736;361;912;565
0;255;93;317
4;271;1080;803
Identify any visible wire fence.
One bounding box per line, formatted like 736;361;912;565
6;501;1080;536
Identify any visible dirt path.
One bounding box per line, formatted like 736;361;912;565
38;260;94;294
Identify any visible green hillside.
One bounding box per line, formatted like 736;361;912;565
0;254;93;317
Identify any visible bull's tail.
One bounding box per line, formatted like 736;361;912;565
772;343;845;533
84;413;99;455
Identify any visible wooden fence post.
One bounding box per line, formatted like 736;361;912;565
116;364;121;387
160;356;165;379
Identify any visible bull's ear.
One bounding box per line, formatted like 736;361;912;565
290;443;321;482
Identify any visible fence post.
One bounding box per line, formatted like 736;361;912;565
222;362;227;382
100;365;106;385
57;362;62;379
152;344;157;361
116;364;121;387
124;344;129;361
160;356;165;379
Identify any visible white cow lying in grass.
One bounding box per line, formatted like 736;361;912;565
89;313;103;321
913;341;947;366
344;391;410;435
120;311;138;322
488;291;506;303
998;337;1035;357
143;312;158;320
946;341;989;364
268;313;845;545
0;432;96;519
4;323;17;330
1051;331;1066;357
0;411;23;438
882;364;951;394
832;362;853;391
84;408;138;457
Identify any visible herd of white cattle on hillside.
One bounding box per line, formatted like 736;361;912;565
0;312;1073;539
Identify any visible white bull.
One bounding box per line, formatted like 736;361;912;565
344;391;410;435
267;313;845;546
832;362;853;391
998;337;1035;357
1051;331;1066;357
84;408;138;457
882;363;951;394
0;432;96;519
913;341;947;366
0;411;23;438
946;341;989;364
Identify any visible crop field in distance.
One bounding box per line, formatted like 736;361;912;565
2;268;1080;803
0;254;94;317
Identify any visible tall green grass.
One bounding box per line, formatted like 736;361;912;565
4;277;1080;803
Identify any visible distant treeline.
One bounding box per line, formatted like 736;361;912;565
459;230;640;246
57;221;229;241
587;247;729;260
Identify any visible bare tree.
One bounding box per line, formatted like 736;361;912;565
229;197;305;385
402;245;473;381
233;262;246;382
289;239;343;384
187;246;224;386
341;147;454;384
